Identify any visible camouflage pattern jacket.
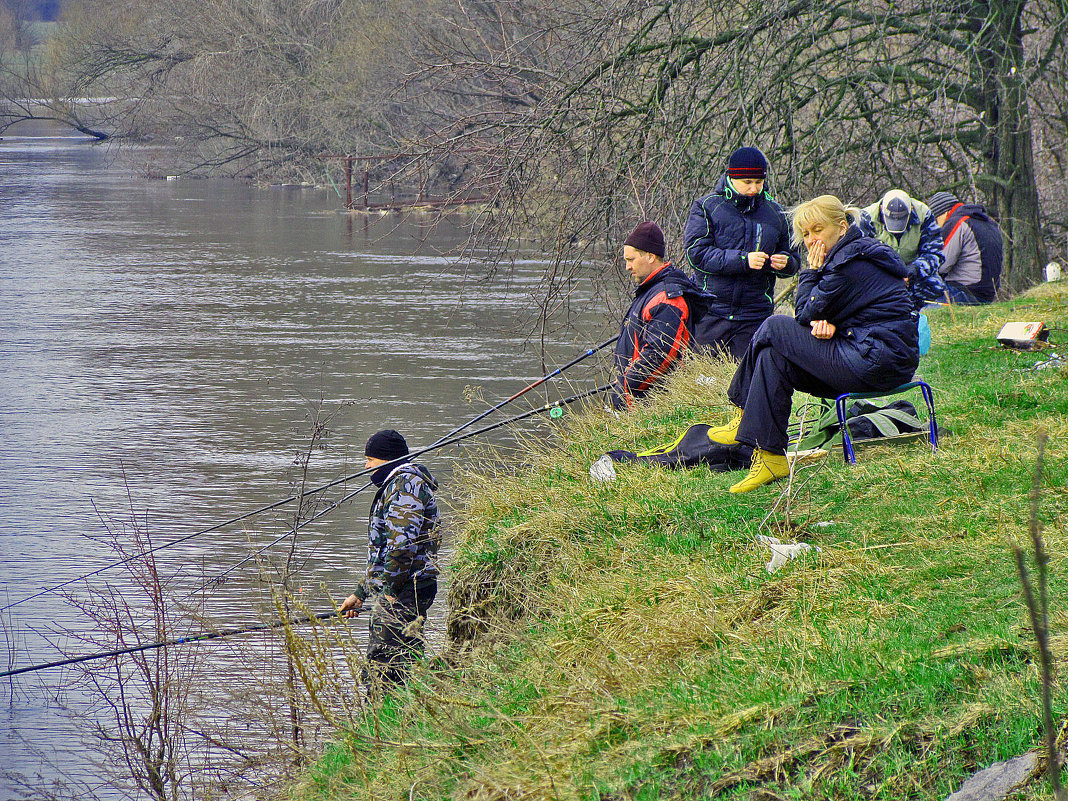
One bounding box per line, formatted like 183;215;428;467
858;199;946;308
354;462;440;601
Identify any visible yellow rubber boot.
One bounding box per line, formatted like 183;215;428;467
706;409;743;445
730;449;790;493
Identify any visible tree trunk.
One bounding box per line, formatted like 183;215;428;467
978;0;1045;292
995;100;1045;293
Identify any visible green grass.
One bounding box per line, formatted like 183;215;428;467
291;283;1068;800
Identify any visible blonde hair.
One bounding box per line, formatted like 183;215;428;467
790;195;859;249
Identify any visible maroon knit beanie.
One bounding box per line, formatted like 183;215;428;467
623;221;666;258
726;146;768;180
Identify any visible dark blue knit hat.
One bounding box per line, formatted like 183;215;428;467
365;429;409;461
727;146;768;179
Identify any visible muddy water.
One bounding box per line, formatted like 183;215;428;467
0;120;611;796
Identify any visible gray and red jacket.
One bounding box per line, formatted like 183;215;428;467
612;264;709;408
940;202;1003;303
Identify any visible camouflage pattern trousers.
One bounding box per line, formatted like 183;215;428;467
366;578;437;691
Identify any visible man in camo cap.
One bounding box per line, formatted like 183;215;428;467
859;189;946;309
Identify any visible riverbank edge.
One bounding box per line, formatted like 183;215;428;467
296;282;1068;800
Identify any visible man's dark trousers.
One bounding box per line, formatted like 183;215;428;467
943;282;983;305
366;577;437;690
695;314;762;361
728;316;909;454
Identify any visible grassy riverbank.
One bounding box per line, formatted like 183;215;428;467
297;283;1068;800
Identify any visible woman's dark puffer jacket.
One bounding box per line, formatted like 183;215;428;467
795;225;919;382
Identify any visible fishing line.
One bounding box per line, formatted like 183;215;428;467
3;381;612;614
3;384;612;678
0;611;339;679
179;481;373;601
177;339;614;601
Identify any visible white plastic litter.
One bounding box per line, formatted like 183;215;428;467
1032;353;1065;371
602;402;622;418
695;375;716;387
757;534;820;573
589;455;618;483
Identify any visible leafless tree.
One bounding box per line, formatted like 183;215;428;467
6;0;1064;293
0;2;111;138
1;0;438;178
2;398;362;800
408;0;1068;295
266;397;350;760
58;502;204;801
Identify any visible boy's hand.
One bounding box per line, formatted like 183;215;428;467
747;251;769;270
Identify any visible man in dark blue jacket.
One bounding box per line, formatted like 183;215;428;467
683;147;800;359
612;222;708;409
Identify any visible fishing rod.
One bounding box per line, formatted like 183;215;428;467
3;384;612;679
0;610;341;679
4;381;614;614
5;339;613;614
185;342;615;596
181;481;374;600
437;336;614;442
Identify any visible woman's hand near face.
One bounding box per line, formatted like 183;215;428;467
807;240;827;270
810;319;837;340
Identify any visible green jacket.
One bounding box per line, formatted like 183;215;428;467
859;198;946;307
861;198;930;263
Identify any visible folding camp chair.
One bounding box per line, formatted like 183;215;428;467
835;381;938;464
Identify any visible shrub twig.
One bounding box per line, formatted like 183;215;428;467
1012;428;1065;799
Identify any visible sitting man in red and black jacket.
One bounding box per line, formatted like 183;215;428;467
611;222;710;409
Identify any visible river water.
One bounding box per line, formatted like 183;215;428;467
0;121;610;798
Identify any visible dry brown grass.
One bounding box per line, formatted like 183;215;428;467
290;284;1068;801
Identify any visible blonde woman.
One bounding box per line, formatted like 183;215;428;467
706;195;919;493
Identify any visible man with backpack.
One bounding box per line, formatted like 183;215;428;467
926;191;1004;304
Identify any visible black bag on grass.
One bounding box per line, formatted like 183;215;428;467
608;423;753;472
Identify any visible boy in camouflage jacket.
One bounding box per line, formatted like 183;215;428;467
341;430;440;691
